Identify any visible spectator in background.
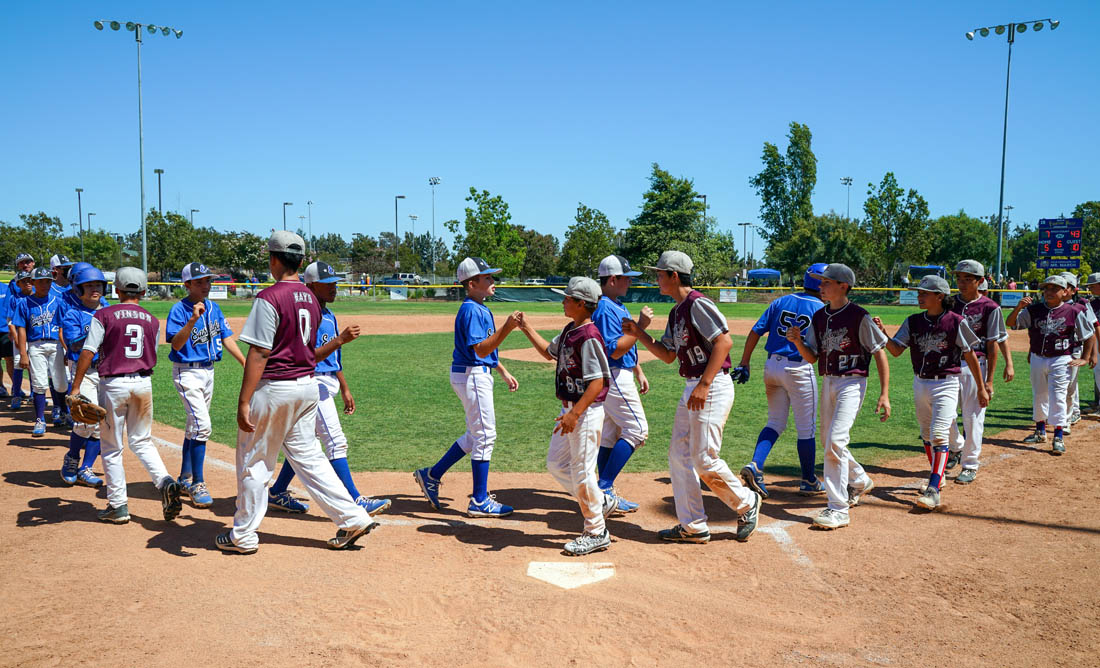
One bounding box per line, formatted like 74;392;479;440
1007;278;1017;290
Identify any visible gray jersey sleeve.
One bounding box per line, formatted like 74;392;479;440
239;298;279;349
659;318;677;350
802;321;819;355
82;318;105;353
690;297;729;343
1014;308;1032;330
986;309;1008;343
859;315;889;353
579;338;611;381
891;318;912;349
1075;310;1097;342
547;332;562;358
957;318;980;353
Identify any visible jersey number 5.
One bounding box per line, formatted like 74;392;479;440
123;324;144;358
298;309;313;347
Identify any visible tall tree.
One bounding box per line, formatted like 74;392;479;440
749;122;817;243
445;188;525;276
1074;201;1100;271
861;172;931;286
767;213;873;283
558;204;616;277
926;210;996;270
312;232;350;258
516;226;559;278
17;212;66;260
349;233;392;276
1005;224;1039;282
622;163;705;266
143;210;200;277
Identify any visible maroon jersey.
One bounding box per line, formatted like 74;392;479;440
95;304;160;377
808;302;887;377
661;290;732;378
950;295;1002;357
549;322;610;403
240;281;322;380
1021;302;1078;358
896;311;972;377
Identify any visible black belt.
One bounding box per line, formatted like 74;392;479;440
103;370;153;379
918;374;952;380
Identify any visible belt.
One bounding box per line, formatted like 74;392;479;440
451;365;491;373
769;353;803;363
918;374;953;380
316;370;340;376
103;371;152;379
173;361;213;368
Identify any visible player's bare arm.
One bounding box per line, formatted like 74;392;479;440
963;349;990;407
784;325;818;364
516;311;553;361
222;334;247;367
236;345;271;432
1005;296;1030;328
611;305;653;359
623;318;677;364
472;311;519;358
871;318;906;357
633;364;649;395
70;349;96;394
738;330;761;367
170;301;206;351
496;361;518;392
336;369;355;415
1070;334;1095;368
16;326;28;368
984;337;999;395
686;331;732;410
999;339;1014;381
873;348;891;421
315;324;359;362
555;376;606;435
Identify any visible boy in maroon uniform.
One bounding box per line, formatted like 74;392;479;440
71;267;183;524
517;277;616;556
216;231;374;554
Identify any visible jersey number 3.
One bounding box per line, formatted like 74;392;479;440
123;324;144;358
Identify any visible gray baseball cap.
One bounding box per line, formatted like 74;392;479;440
303;261;340;284
15;253;33;264
15;270;32;282
181;262;217;282
810;263;857;287
552;276;601;304
598;254;642;277
456;256;502;283
31;267;53;281
1059;271;1078;287
267;230;306;256
915;275;950;294
644;250;693;274
1039;275;1068;289
954;260;984;277
116;266;148;293
1085;272;1100;286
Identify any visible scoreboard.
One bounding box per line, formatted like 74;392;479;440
1036;217;1083;270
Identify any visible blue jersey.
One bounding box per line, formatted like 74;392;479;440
451;298;498;370
165;298;233;363
315;308;342;374
60;303;99;364
11;294;60;342
592;295;637;370
750;293;825;361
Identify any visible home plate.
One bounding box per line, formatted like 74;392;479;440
526;562;616;590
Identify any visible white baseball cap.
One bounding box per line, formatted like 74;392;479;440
456;257;502;283
116;266;148;292
1059;271;1078;288
597;255;641;278
49;254;74;270
1040;275;1068;289
1084;272;1100;286
182;262;217;282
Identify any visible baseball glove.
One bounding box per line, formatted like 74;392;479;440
67;394;107;424
731;366;750;384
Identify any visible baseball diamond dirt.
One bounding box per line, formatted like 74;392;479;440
2;315;1098;667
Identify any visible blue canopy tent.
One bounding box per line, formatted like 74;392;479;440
747;268;781;286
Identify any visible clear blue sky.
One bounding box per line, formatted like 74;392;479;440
2;1;1096;260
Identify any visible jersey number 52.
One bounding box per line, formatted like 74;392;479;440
777;310;811;337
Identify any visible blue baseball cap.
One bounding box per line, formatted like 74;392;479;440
303;261;340;284
182;262;217;282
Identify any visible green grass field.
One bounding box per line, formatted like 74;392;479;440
149;301;1039;477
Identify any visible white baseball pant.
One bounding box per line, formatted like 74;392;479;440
450;367;496;461
600;367;649;449
914;376;960;447
547;403;606;535
1067;353;1080;420
1029;355;1070;428
949;358;987;470
763;354;819;439
230;376;369;551
72;366;101;440
668;373;753;534
821;375;870;512
98;375;172;508
316;372;349;460
51;340;69;392
172;363;214;441
27;340;58;394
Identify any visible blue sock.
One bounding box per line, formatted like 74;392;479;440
751;427;780;470
1036;421;1046;434
50;388;67;415
1054;426;1063;438
329;457;362;500
596;445;613;477
12;369;23;396
190;440;207;483
179;439;194;479
270;459;296;495
796;438;818;481
598;439;635;490
33;392;46;421
67;433;86;459
429;441;467;481
81;438;101;469
471;459;490;502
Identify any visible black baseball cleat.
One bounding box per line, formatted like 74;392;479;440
161;479;184;521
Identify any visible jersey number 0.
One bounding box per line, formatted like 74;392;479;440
298;309;313;347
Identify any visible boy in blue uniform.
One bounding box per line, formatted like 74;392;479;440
268;262;391;514
165;262;246;507
48;254;77;427
12;268;62;436
59;265;107;487
735;263;828;498
414;257;521;517
8;267;34;408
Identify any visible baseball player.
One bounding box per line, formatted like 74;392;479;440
0;286;13;397
413;257;521;518
1085;273;1100;415
1058;272;1098;433
8;252;35;297
785;263;891;530
735;262;827;498
217;232;375;553
70;267;184;525
59;265;108;487
942;261;1008;484
11;267;61;437
624;250;761;544
47;254;77;427
7;267;34;408
590;254;651;513
165;262;247;508
1006;275;1096;454
517;277;616;555
267;261;392;515
874;275;986;510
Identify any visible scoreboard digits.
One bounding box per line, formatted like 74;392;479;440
1036;217;1084;269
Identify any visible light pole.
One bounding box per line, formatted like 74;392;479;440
738;222;751;269
298;215;307;241
306;200;313;255
967;17;1059;281
75;188;84;258
88;212;95;231
393;195;406;269
429;177;440;281
154;168;164;213
114;233;124;268
84;213;95;260
94;19;183;273
190;208;199;225
282;202;293;231
409;214;418;238
840;176;853;219
694;194;707;247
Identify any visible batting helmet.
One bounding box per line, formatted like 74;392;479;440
803;263;829;292
71;264;107;297
68;262;94;293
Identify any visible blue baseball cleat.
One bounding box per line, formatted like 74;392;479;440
467;493;513;518
189;481;213;508
32;420;46;437
798;478;826;495
61;454;80;485
75;467;103;488
269;490;309;513
604;488;639;514
739;462;769;499
356;496;392;515
10;396;22;410
50;406;62;426
413;467;442;510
